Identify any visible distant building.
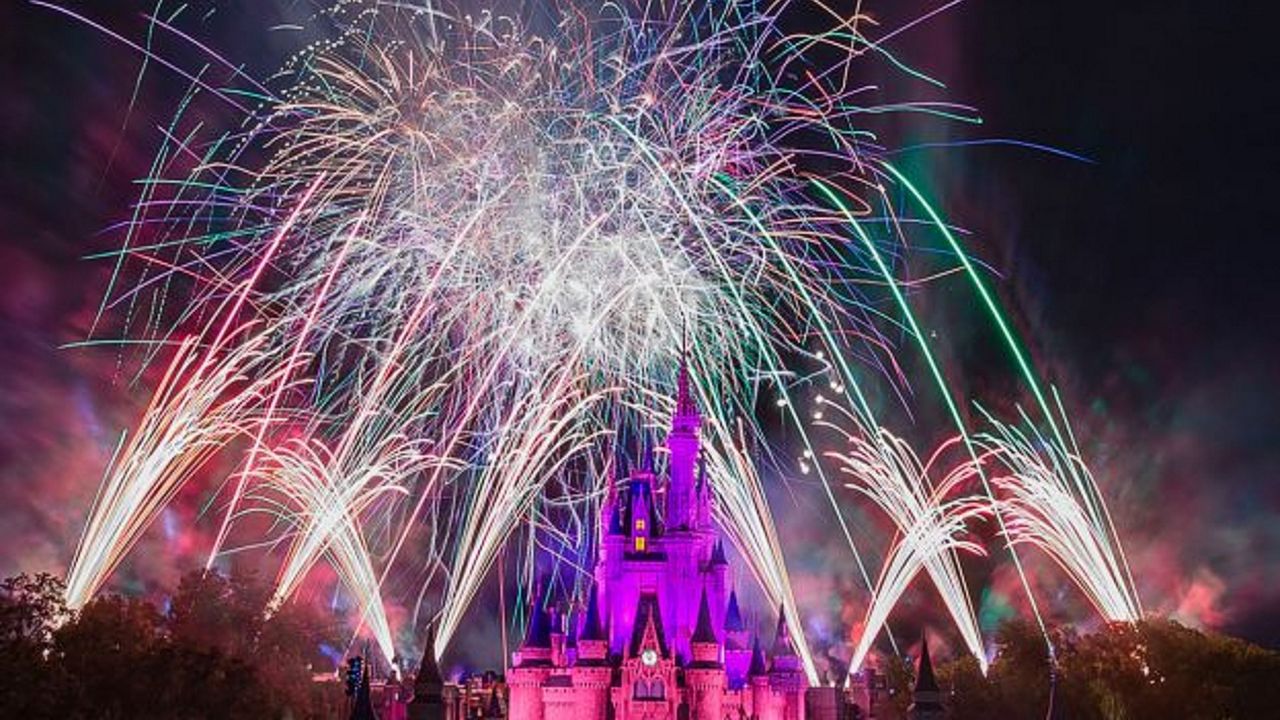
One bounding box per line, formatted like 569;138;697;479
907;635;944;720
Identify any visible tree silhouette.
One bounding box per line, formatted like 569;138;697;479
0;570;339;719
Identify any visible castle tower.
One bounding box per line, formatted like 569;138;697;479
570;585;612;720
908;634;945;720
749;636;771;719
666;351;702;531
769;609;808;720
686;588;725;720
408;624;448;720
509;601;555;720
723;590;752;688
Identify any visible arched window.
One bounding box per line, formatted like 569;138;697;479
633;678;665;700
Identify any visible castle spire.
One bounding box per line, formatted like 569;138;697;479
772;604;797;658
350;661;377;720
579;584;604;642
709;539;729;566
691;587;719;645
676;339;697;418
408;622;446;720
415;622;444;690
914;633;938;694
641;431;655;474
724;590;745;634
667;343;702;529
909;633;945;718
748;635;768;677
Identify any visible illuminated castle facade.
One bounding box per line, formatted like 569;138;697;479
507;358;811;720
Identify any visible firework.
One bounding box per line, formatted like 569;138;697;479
974;401;1143;623
817;398;988;673
65;322;301;610
49;0;1139;678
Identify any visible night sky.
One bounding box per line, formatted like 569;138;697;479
1;0;1277;665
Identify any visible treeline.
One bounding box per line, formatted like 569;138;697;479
931;618;1280;719
0;571;342;719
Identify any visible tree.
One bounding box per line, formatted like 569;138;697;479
937;655;998;720
0;573;70;719
922;617;1280;718
877;652;914;720
0;569;341;719
167;569;339;714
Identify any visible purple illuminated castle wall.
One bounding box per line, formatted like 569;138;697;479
506;357;810;720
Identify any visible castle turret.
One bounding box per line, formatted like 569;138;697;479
575;585;608;665
769;608;808;720
509;599;554;720
690;588;721;662
569;586;612;720
708;539;730;633
723;590;752;688
351;662;378;720
687;588;725;720
749;635;771;719
908;634;945;720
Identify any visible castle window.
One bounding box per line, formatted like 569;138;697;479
634;536;646;552
633;678;664;700
636;519;646;531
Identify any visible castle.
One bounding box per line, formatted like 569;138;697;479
505;357;812;720
393;356;942;720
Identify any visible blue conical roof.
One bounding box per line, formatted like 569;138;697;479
724;590;745;633
691;587;718;645
580;584;604;641
748;635;768;676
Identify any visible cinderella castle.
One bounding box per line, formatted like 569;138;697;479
391;356;941;720
505;358;813;720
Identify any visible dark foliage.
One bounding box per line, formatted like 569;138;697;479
936;619;1280;719
0;570;340;719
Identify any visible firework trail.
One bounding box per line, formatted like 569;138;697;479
241;430;436;663
434;365;611;658
65;322;302;610
707;415;823;683
973;401;1143;623
817;398;988;673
